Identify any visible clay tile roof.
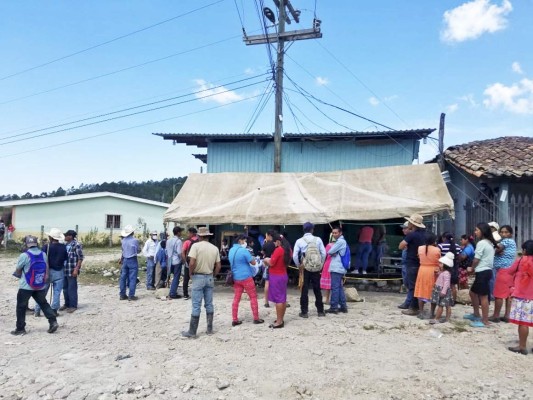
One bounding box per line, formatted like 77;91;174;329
444;136;533;179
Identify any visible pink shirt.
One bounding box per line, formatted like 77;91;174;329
508;256;533;300
359;226;374;243
435;270;451;294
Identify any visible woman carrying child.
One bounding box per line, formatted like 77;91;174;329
429;252;455;324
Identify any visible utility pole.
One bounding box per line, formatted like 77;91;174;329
244;1;322;172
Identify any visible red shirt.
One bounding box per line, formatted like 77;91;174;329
509;256;533;300
269;246;288;275
359;226;374;243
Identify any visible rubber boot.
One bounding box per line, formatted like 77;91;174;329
181;315;200;338
206;313;214;335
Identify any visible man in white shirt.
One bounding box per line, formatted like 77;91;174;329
142;230;159;290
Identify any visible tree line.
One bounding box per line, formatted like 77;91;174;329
0;177;187;203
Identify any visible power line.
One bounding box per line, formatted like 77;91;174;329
0;93;264;160
0;0;226;82
0;79;267;146
242;80;274;133
0;33;243;106
1;73;269;141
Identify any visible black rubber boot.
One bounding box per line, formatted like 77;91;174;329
206;313;214;335
181;315;200;338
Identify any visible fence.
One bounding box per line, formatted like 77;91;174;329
509;194;533;249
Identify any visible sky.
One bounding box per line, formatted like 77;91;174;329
1;0;532;196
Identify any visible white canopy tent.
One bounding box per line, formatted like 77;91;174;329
164;164;454;225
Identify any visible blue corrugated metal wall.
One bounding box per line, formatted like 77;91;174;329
207;139;416;173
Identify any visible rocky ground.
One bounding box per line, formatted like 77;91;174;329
0;249;532;400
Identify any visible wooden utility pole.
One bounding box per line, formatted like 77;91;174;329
244;1;322;172
438;113;445;172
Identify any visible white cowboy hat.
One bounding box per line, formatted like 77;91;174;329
438;252;455;268
47;228;65;241
404;214;426;228
488;221;500;231
120;225;135;237
197;226;213;236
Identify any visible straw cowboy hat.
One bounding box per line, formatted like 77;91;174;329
197;227;213;236
47;228;65;241
439;252;455;268
120;225;135;237
404;214;426;228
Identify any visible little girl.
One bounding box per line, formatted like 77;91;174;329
430;252;455;324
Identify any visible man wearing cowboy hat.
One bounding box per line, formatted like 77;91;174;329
398;214;427;316
62;230;84;313
119;225;140;300
182;227;221;338
35;228;68;317
142;230;159;290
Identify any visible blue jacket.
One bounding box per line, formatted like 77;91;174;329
328;235;347;275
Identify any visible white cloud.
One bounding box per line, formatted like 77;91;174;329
384;95;398;102
368;97;380;106
194;79;244;104
512;61;524;74
244;67;254;75
441;0;513;43
315;76;329;86
459;94;478;107
483;78;533;114
446;103;459;113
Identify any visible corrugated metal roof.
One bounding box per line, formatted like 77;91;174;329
153;129;435;147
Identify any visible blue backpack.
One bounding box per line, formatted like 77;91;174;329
341;244;351;270
24;251;47;290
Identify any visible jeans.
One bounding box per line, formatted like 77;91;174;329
183;265;191;297
406;266;419;309
300;269;324;314
401;264;413;306
35;269;64;312
355;242;372;272
191;274;214;317
120;257;139;297
16;288;57;331
63;276;79;309
146;257;155;289
330;272;347;310
169;263;183;297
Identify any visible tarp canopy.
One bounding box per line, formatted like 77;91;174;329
164;164;454;225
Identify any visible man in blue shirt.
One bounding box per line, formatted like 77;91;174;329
119;225;140;301
325;226;348;314
167;226;184;299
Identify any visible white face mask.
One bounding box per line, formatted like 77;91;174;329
240;243;247;248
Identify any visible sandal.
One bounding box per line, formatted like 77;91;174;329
429;319;437;325
508;346;527;355
253;319;265;324
500;317;509;323
488;316;500;323
232;320;243;327
470;320;488;328
268;321;284;329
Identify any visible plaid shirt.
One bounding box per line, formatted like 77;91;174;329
65;239;84;277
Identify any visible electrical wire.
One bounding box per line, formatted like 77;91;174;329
0;79;267;146
0;93;264;160
0;0;226;82
1;73;269;142
0;33;243;106
242;80;275;133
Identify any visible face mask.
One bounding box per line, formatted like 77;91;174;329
240;243;247;248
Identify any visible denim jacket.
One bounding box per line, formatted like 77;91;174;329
328;235;347;275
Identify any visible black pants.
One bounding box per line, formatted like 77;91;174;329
300;269;324;313
406;266;420;310
16;289;57;331
183;266;190;297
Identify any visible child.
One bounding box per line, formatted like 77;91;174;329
429;252;454;324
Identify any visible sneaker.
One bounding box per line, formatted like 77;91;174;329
317;312;326;317
59;305;68;311
11;329;26;336
339;308;348;313
183;295;190;300
353;270;360;274
325;308;339;314
397;303;410;309
47;321;59;334
146;287;156;291
66;308;77;313
362;271;367;275
120;295;128;300
168;294;182;299
402;309;419;316
128;296;138;301
299;312;309;319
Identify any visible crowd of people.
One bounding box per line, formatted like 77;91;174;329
10;217;532;355
397;215;533;355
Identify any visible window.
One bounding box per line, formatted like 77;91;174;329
106;215;121;229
